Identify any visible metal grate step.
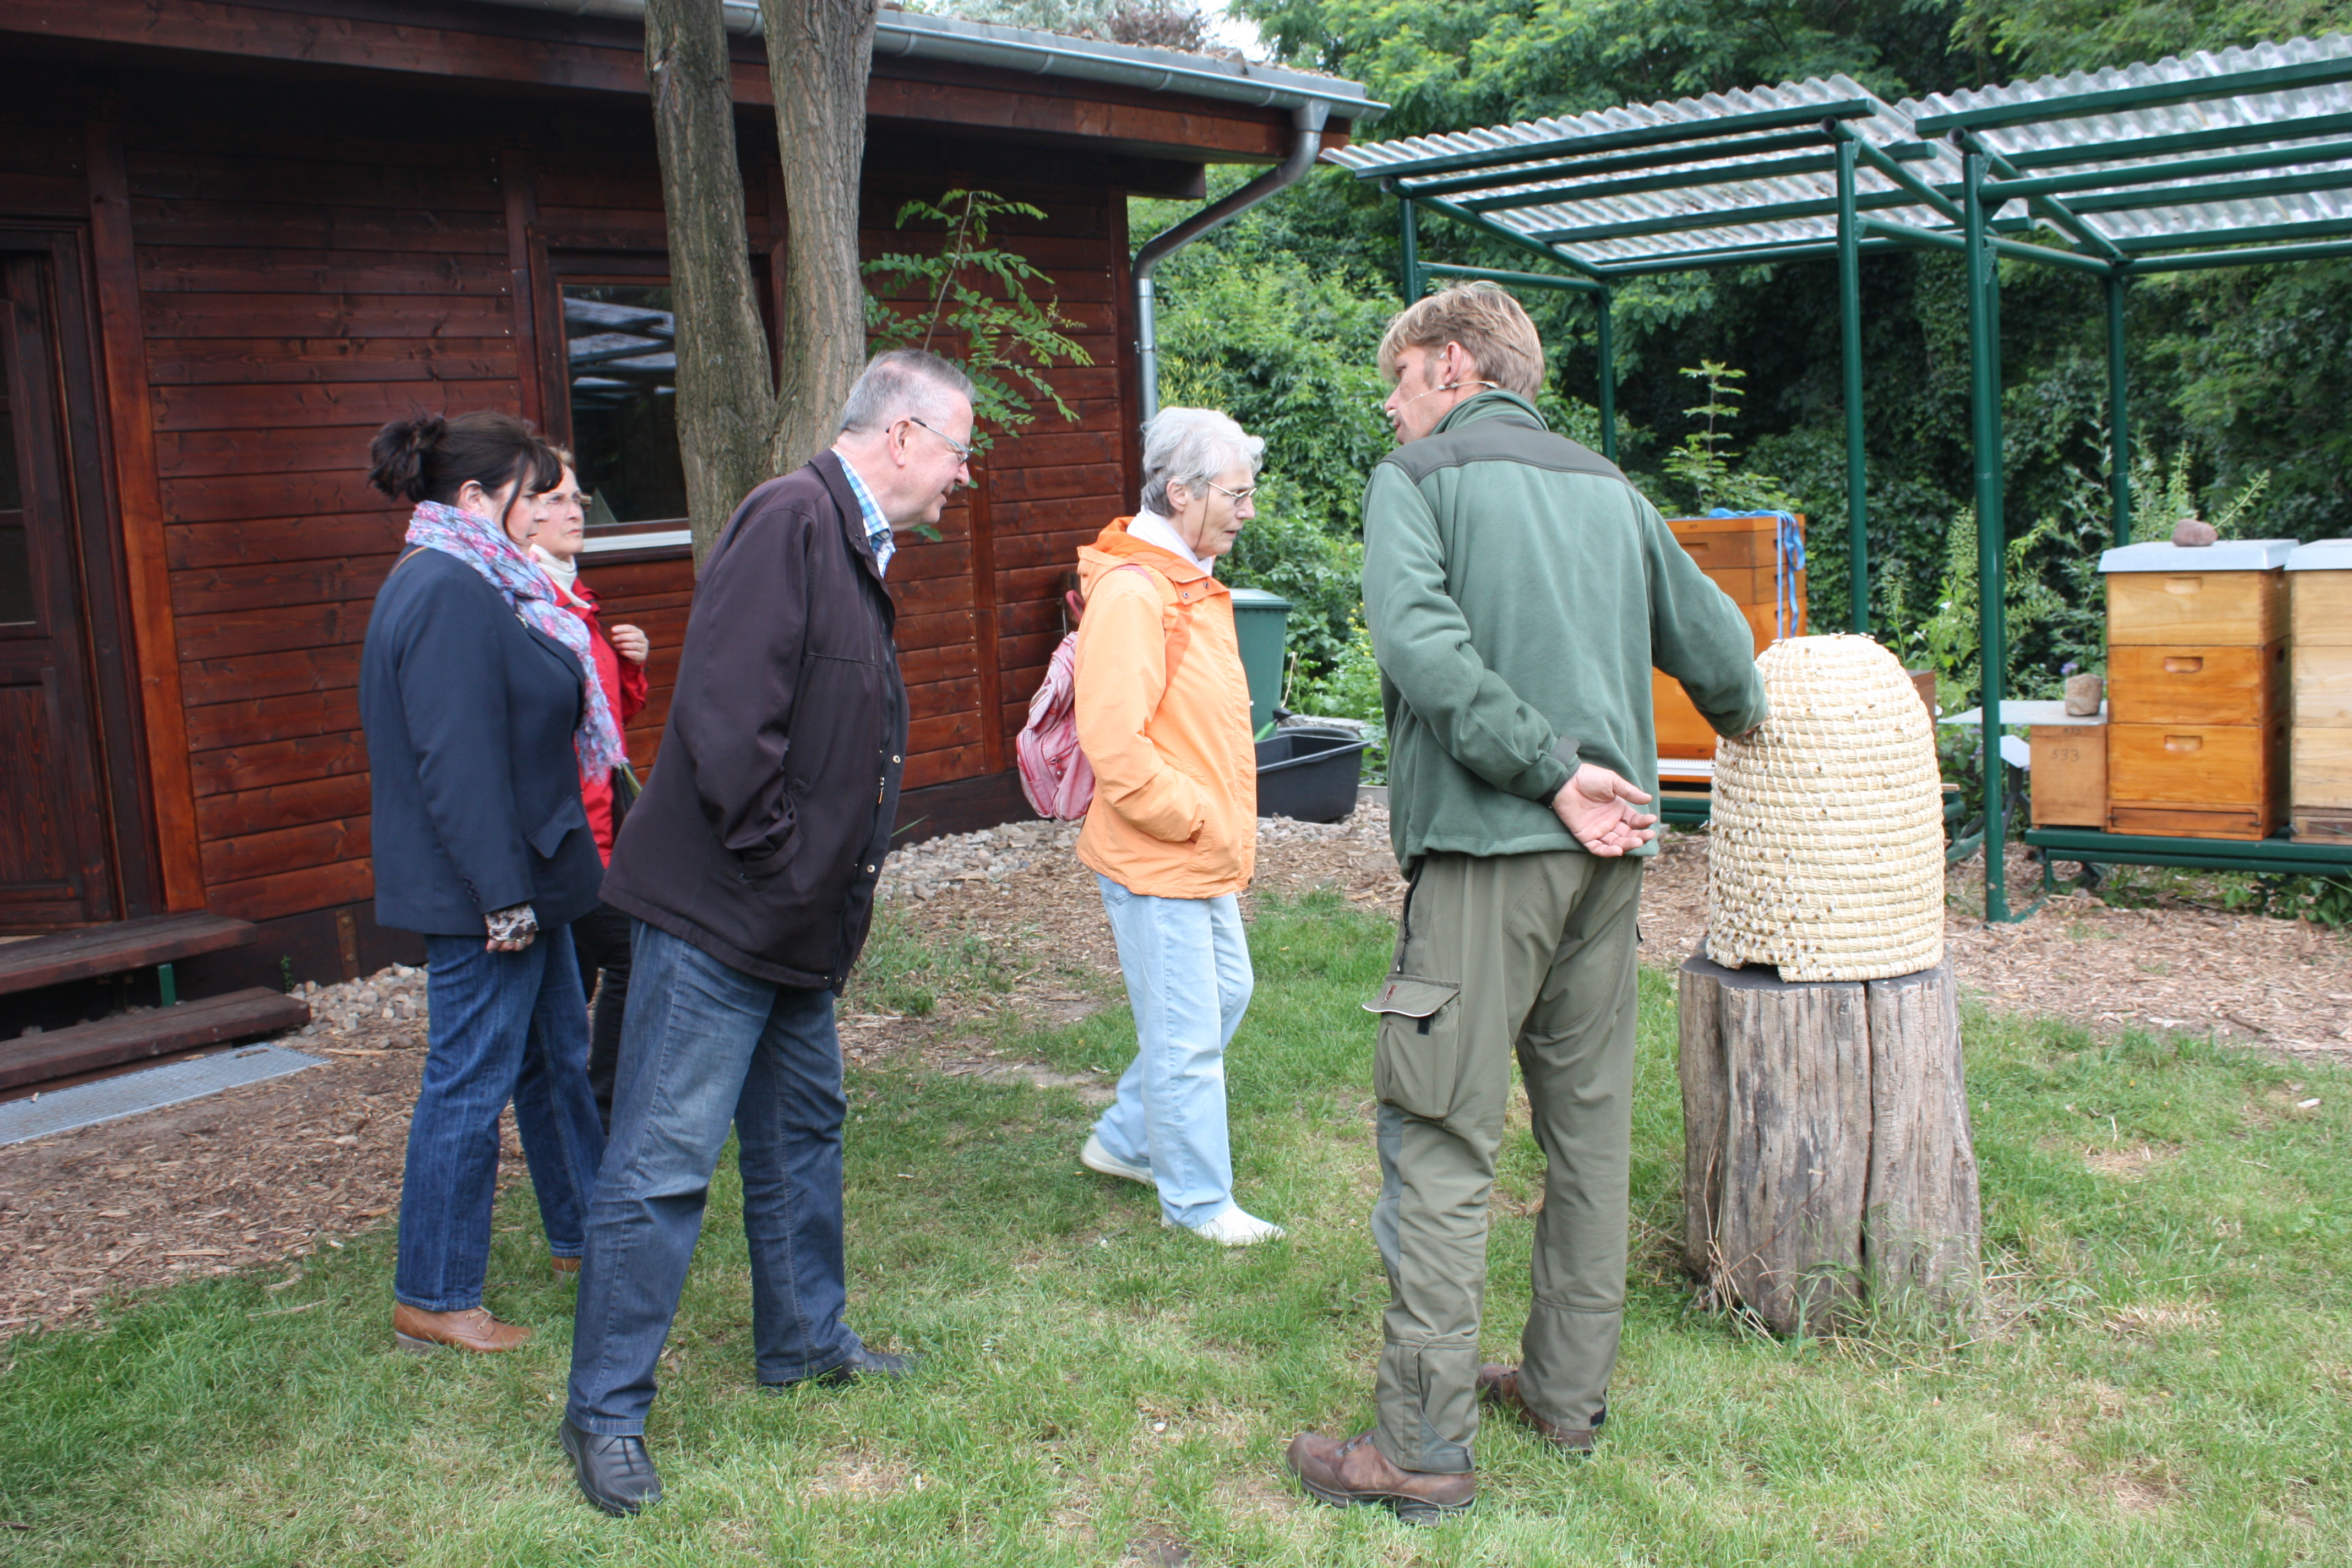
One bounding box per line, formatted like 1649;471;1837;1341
0;1044;325;1148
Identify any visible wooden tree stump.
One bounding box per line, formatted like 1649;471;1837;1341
1678;952;1981;1334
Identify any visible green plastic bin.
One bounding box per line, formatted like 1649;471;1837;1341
1227;587;1290;734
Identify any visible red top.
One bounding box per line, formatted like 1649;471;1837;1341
556;575;650;863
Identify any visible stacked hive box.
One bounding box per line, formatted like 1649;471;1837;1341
2288;539;2352;843
1656;514;1806;759
2027;710;2107;828
2100;538;2296;841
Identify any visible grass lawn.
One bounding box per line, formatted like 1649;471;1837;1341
4;890;2350;1565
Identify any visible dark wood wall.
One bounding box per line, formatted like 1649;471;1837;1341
57;75;1136;934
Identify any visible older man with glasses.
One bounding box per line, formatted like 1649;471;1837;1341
559;349;973;1517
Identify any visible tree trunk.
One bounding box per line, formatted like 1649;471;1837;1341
763;0;879;475
644;0;782;568
1679;952;1980;1334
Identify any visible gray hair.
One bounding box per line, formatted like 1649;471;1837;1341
838;349;976;435
1139;406;1264;513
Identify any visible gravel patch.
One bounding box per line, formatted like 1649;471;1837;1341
880;819;1082;901
878;810;1379;903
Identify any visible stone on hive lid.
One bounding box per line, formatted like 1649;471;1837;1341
1705;634;1945;983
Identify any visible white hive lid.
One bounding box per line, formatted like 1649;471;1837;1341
2285;538;2352;571
2098;539;2298;573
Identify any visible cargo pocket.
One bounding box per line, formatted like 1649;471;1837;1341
1365;974;1463;1122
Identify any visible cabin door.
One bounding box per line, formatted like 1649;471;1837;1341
0;251;115;926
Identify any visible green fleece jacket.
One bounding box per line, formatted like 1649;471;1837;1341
1362;390;1769;868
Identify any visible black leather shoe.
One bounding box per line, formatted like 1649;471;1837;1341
560;1417;662;1516
760;1344;920;1392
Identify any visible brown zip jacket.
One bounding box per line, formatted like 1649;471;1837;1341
1071;519;1257;900
601;452;906;989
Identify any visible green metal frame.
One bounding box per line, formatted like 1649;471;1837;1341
2024;826;2352;878
1351;46;2352;922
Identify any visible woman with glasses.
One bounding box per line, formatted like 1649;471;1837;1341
527;453;651;1138
1070;406;1281;1245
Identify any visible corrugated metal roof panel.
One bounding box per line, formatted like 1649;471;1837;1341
1899;33;2352;247
1325;74;1918;176
1331;36;2352;269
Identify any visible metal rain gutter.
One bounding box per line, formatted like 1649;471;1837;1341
1131;100;1330;427
472;1;1384;124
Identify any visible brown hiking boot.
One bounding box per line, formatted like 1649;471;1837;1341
393;1303;533;1354
1475;1364;1603;1452
1283;1430;1475;1525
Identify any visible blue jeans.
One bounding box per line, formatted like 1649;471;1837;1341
567;921;862;1435
1090;875;1254;1227
395;928;606;1312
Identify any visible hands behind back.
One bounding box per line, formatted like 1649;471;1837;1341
1551;763;1658;857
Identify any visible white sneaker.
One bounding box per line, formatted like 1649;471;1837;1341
1166;1206;1287;1246
1080;1133;1155;1188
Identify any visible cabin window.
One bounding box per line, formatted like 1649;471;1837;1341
562;283;688;528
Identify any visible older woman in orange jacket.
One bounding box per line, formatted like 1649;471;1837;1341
1070;406;1280;1245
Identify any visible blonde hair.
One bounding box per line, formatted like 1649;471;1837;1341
1377;281;1545;399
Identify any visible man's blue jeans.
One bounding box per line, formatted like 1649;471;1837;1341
395;928;606;1312
1089;875;1254;1228
567;920;862;1435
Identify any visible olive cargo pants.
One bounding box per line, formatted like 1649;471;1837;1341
1367;849;1645;1474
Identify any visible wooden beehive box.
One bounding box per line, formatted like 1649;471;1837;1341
2289;539;2352;843
2029;717;2107;829
1655;514;1805;759
2100;538;2297;840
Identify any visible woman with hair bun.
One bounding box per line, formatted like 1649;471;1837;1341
360;409;612;1354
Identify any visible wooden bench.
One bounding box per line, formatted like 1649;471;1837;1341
0;988;313;1092
0;913;310;1093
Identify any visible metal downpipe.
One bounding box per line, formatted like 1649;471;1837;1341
1133;101;1330;428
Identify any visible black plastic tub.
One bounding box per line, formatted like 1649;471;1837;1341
1256;727;1374;823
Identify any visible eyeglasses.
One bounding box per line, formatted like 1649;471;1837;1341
903;416;972;460
1204;479;1259;504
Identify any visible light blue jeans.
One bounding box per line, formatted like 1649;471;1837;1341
1091;874;1254;1228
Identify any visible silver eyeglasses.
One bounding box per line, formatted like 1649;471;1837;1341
905;416;972;460
1204;479;1258;503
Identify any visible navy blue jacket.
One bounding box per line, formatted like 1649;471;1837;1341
360;547;605;937
601;453;907;990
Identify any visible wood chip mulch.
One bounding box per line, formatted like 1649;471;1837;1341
0;1019;433;1333
5;805;2346;1336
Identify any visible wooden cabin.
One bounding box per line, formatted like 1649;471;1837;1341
0;0;1371;1005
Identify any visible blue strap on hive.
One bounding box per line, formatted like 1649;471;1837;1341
1704;508;1805;641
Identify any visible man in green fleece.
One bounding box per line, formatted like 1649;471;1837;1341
1286;283;1769;1523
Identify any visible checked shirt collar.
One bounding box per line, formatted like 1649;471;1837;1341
834;450;895;578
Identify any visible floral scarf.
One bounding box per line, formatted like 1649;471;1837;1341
404;499;625;777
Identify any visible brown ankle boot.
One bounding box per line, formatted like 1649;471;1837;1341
1475;1364;1603;1452
1283;1430;1475;1525
393;1303;533;1354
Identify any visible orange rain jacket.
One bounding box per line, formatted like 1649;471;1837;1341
1071;519;1257;900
